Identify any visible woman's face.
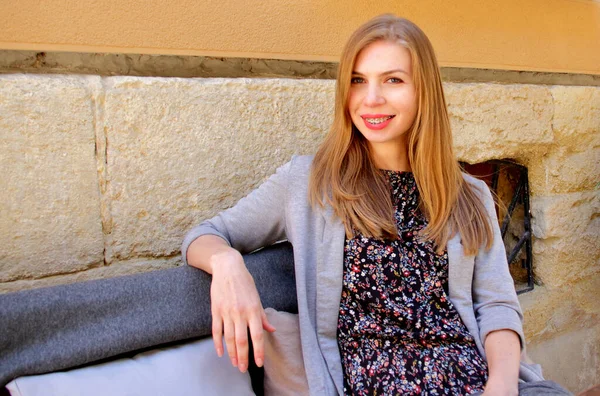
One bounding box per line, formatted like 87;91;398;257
348;40;418;157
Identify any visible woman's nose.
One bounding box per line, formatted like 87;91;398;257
363;84;385;107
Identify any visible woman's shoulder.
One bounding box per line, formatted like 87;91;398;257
282;155;315;182
288;154;315;172
268;155;314;194
461;172;490;195
461;171;486;188
460;171;495;210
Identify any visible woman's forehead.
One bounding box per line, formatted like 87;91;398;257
353;41;412;75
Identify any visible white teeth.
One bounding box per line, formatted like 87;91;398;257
365;116;393;124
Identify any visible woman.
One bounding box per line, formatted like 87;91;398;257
183;15;568;396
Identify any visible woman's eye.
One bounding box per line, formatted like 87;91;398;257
388;77;403;84
350;77;364;84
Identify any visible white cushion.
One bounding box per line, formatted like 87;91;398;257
6;338;254;396
263;308;309;396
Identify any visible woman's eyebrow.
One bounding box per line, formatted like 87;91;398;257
351;68;408;76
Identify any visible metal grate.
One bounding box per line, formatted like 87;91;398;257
461;160;534;294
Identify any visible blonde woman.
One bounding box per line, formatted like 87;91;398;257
183;14;570;396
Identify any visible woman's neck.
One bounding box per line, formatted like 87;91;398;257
369;142;411;172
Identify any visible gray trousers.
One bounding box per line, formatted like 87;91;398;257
472;380;572;395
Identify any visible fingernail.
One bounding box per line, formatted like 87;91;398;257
232;358;238;367
256;358;263;367
239;363;247;372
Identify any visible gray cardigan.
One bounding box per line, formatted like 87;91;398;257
182;155;543;395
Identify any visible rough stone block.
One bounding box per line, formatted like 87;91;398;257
103;77;334;261
520;276;600;344
0;74;105;281
551;86;600;148
520;279;600;393
528;147;600;195
527;325;600;394
0;257;179;294
532;220;599;288
445;83;554;163
531;191;599;239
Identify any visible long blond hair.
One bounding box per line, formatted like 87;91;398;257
308;14;493;255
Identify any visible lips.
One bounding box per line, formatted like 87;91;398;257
361;114;395;130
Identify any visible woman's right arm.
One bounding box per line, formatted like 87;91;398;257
182;160;293;373
187;234;275;374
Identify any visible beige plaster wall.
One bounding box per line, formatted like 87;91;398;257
0;74;598;392
1;0;599;75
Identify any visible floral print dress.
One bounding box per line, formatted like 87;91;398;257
337;171;488;396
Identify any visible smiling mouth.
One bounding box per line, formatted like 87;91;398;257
362;115;395;124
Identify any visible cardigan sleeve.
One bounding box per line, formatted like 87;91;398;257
470;178;526;350
181;159;291;265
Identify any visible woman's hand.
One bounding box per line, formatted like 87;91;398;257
481;377;518;396
209;248;276;373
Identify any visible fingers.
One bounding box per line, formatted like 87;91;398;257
223;318;238;368
215;311;272;371
209;262;267;373
249;315;265;368
234;319;249;372
212;313;224;357
262;310;276;333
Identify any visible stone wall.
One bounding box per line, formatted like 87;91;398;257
0;73;598;392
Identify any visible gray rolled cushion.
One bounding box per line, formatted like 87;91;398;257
0;242;296;388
